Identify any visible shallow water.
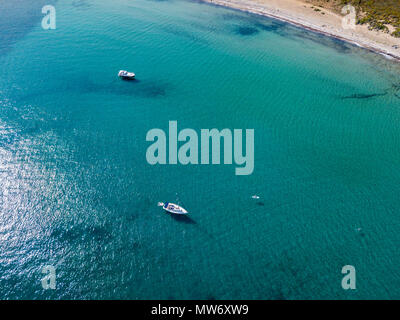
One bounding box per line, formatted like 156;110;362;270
1;0;400;299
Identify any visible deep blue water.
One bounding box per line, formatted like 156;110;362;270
1;0;400;299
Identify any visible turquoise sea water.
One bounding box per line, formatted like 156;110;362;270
1;0;400;299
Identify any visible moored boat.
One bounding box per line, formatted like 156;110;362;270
118;70;135;80
158;202;188;215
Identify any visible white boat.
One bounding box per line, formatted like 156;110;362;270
158;202;188;215
118;70;135;80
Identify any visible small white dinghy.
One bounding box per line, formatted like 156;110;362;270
118;70;135;80
158;202;188;215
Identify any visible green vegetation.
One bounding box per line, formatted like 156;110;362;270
311;0;400;37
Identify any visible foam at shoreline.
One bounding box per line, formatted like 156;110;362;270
202;0;400;61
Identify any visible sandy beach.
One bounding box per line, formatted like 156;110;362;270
203;0;400;60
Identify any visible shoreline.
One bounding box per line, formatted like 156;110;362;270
202;0;400;61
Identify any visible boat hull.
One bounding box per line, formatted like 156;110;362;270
118;70;135;80
162;202;188;215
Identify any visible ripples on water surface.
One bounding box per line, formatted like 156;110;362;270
1;0;400;299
